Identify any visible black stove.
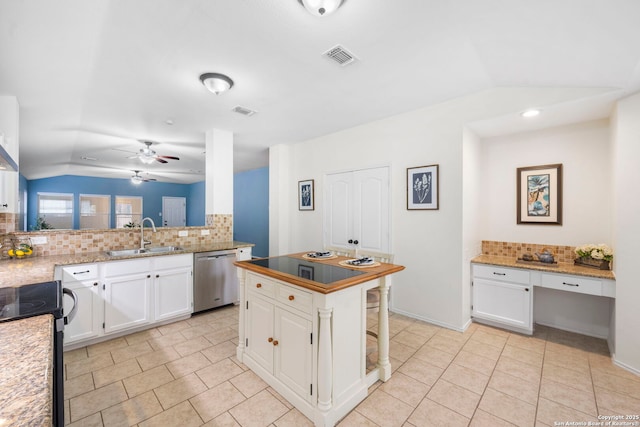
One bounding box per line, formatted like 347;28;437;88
0;280;77;427
0;281;63;322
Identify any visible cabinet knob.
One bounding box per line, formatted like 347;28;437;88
288;295;295;301
147;274;151;278
268;337;273;343
93;282;98;286
256;283;262;288
525;288;529;292
156;274;160;278
272;340;279;346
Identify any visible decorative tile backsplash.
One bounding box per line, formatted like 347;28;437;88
1;214;233;257
481;240;577;264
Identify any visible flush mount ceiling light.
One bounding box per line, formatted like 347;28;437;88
199;73;234;95
297;0;346;16
521;109;541;118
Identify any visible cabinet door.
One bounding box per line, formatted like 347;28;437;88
274;307;312;401
155;266;193;321
246;294;275;371
104;272;152;334
472;278;532;331
63;280;103;344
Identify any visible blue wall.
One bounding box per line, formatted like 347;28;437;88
27;175;205;230
187;181;205;227
233;167;269;258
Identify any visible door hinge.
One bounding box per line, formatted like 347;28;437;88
245;338;248;347
103;283;106;290
102;322;105;329
246;301;248;309
310;384;313;395
310;333;313;345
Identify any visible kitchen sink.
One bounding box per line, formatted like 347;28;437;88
106;246;183;257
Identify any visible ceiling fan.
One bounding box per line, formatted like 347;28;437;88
131;141;180;164
130;170;157;184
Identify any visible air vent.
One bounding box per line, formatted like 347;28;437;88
323;45;357;66
232;106;258;117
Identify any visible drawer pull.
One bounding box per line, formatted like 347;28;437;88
268;337;273;343
493;272;506;276
273;340;279;346
288;295;295;301
256;283;262;288
73;270;91;275
562;282;579;287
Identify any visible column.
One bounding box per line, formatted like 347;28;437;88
317;307;333;412
376;278;392;380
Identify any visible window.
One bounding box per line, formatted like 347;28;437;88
79;194;110;229
115;196;143;228
37;193;73;229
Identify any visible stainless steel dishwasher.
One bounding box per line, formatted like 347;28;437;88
193;250;238;313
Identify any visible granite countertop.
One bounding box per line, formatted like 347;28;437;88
471;254;616;280
0;241;253;288
0;314;53;426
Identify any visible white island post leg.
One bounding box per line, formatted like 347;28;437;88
317;307;334;412
376;278;392;381
236;268;246;362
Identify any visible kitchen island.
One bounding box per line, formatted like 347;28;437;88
235;252;405;427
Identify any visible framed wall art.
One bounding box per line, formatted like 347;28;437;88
517;163;562;225
407;164;439;210
298;179;314;211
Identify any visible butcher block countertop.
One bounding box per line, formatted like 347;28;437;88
0;241;253;289
471;254;615;280
235;252;405;294
0;314;54;426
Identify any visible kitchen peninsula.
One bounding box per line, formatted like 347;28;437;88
235;252;405;427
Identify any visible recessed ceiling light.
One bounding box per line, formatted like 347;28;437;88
521;109;541;118
165;119;174;126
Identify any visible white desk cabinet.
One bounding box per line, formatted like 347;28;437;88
472;265;532;334
58;264;103;345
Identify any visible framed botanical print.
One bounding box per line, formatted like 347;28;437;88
298;179;314;211
407;164;439;210
517;163;562;225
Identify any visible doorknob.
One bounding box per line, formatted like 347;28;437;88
348;239;359;245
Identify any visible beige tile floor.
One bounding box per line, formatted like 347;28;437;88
63;305;640;427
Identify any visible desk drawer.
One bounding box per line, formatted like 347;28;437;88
276;283;312;314
540;273;602;296
473;264;530;285
247;274;276;298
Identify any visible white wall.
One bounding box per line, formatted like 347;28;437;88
611;92;640;374
479;119;612;246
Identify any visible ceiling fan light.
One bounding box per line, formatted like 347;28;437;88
298;0;345;16
199;73;234;95
131;176;143;184
139;156;155;164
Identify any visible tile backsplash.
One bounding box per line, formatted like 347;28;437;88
481;240;577;264
1;214;233;257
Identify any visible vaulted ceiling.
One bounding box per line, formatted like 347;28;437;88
2;0;639;183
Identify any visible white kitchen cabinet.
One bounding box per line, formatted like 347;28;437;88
153;254;193;322
472;264;533;334
103;258;153;334
236;246;252;261
245;280;313;402
57;264;103;345
324;167;390;253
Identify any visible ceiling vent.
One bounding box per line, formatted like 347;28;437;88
232;106;258;116
323;45;357;66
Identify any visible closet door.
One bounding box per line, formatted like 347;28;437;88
353;167;389;253
324;167;389;253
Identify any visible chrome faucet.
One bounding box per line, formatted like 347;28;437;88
140;217;157;249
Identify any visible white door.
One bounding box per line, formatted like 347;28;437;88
274;307;312;401
324;167;390;253
154;266;193;321
63;280;103;344
472;278;532;330
162;197;186;227
246;293;275;372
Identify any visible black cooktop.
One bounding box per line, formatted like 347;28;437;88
0;281;63;322
248;256;365;284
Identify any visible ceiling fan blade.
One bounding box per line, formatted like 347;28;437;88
155;158;169;164
157;155;180;160
142;178;157;182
